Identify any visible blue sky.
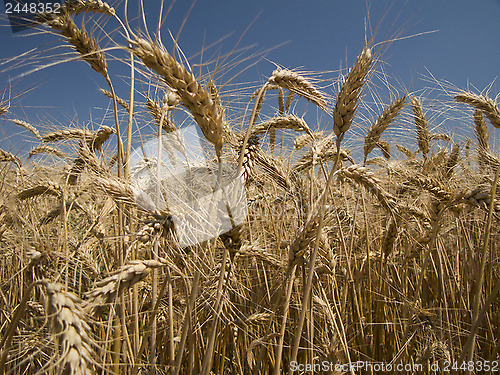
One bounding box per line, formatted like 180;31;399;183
0;0;499;157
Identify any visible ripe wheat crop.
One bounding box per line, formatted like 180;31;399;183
0;1;499;374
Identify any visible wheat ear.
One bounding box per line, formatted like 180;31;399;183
18;182;62;200
364;96;406;161
43;12;108;77
43;128;94;142
145;97;176;133
84;259;166;314
268;68;328;111
10;119;42;140
474;110;490;151
410;96;431;157
333;46;373;138
252;114;310;135
63;0;115;16
0;102;7;116
100;88;129;111
338;164;396;210
128;37;224;155
28;145;66;159
44;282;95;375
443;143;460;178
293;131;323;150
0;148;21;168
455;91;500;129
88;125;114;151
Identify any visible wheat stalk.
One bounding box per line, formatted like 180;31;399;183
455;91;500;129
333;46;373;138
128;37;224;155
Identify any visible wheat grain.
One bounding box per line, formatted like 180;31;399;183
405;175;453;202
376;140;391;160
396;144;416;159
129;37;224;155
239;134;259;183
382;217;399;258
294;136;353;173
0;102;7;116
278;87;285;115
94;175;136;205
463;186;500;214
89;125;114;150
455;91;500;129
474;110;490;151
288;207;335;264
333;46;372;138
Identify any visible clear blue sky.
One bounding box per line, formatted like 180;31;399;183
0;0;499;156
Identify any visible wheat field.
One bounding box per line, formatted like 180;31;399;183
0;1;499;374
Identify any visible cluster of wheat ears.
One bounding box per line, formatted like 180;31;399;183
0;1;499;374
